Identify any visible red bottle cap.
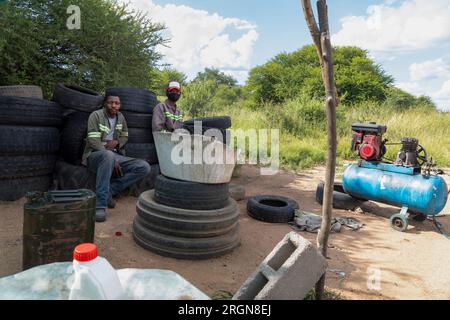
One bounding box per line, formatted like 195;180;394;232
73;243;98;262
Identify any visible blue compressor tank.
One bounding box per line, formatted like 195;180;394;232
342;162;448;216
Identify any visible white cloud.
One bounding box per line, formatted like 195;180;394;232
432;80;450;111
410;58;450;82
123;0;259;80
333;0;450;54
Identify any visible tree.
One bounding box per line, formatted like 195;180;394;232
246;45;394;105
152;67;188;96
0;0;166;97
193;68;238;87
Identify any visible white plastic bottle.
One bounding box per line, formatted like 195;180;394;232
69;243;126;300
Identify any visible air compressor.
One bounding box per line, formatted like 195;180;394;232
342;123;448;232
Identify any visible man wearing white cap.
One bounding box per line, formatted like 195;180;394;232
152;81;184;132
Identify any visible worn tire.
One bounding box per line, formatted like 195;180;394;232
0;175;52;201
154;175;229;210
0;155;57;179
0;96;62;127
106;87;158;114
182;124;229;144
60;112;89;165
247;195;299;223
128;128;154;144
53;161;96;191
315;181;365;211
138;190;239;238
0;126;60;155
133;216;240;260
122;112;152;129
0;85;43;99
53;83;103;113
125;143;158;164
183;116;232;129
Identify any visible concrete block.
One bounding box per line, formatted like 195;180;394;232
233;232;327;300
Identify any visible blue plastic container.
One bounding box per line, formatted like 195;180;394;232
342;162;448;216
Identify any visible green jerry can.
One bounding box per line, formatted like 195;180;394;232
23;190;96;270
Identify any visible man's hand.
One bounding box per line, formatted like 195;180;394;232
105;140;119;151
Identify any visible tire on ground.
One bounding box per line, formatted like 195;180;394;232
133;217;240;260
60;112;90;165
315;181;365;211
53;83;103;113
154;175;229;210
122;112;152;129
0;155;57;179
137;190;238;238
106;87;158;114
0;175;52;201
0;85;43;99
0;126;60;155
0;96;62;127
247;195;299;223
125;143;158;164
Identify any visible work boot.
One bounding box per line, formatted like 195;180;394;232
95;209;107;223
107;196;116;209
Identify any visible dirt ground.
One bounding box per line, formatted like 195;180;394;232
1;165;449;300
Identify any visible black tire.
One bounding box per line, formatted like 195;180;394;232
133;217;240;260
247;195;299;223
0;96;62;127
0;175;52;201
0;85;43;99
124;143;158;164
106;87;158;114
60;112;90;165
128;128;154;144
138;190;238;238
182;125;229;144
53;83;103;113
121;112;152;129
0;126;60;155
154;175;229;210
183;116;232;129
53;161;96;191
315;181;365;211
0;155;57;179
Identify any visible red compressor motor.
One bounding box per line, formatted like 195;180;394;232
351;123;387;161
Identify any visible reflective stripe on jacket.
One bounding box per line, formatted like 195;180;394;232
152;100;184;132
82;108;129;166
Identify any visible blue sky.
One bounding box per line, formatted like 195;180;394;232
126;0;450;111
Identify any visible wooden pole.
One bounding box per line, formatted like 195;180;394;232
300;0;338;300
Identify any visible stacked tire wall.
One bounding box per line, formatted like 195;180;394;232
0;93;62;201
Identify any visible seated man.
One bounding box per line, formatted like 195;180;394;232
152;81;184;132
82;95;151;222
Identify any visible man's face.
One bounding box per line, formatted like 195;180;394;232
105;96;121;116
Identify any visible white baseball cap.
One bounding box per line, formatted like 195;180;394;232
167;81;181;92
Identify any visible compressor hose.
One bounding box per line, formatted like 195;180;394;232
432;217;450;240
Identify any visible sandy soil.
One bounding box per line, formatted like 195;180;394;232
1;165;449;300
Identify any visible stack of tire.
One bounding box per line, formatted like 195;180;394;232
133;176;240;260
52;84;104;190
105;87;161;194
0;86;62;201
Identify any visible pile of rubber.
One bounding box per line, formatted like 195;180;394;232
52;84;103;190
0;86;62;200
133;175;240;260
182;116;232;144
